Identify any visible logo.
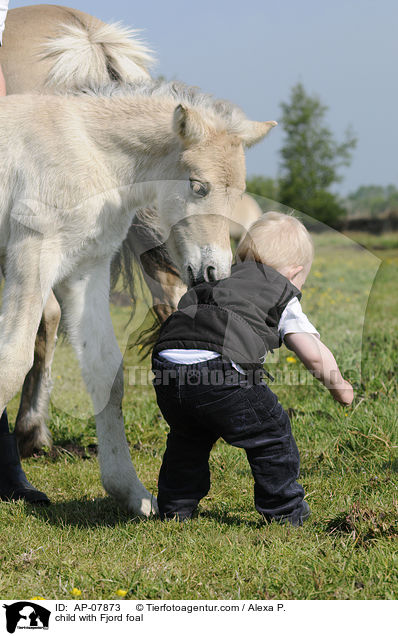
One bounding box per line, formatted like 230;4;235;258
3;603;50;634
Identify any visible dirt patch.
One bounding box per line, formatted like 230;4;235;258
37;442;98;460
326;502;398;545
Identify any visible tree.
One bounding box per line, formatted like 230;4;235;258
278;83;357;226
346;184;398;217
246;175;279;201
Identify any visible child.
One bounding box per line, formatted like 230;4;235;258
151;212;353;526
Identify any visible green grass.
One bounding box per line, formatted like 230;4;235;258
1;231;397;600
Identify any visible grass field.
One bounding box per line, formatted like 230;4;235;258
1;231;397;600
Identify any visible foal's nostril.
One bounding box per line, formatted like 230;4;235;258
187;264;218;286
187;265;195;288
205;265;217;283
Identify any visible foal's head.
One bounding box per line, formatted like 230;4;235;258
156;102;276;286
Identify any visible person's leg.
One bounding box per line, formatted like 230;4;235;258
0;408;50;504
0;64;6;97
0;409;9;434
158;423;217;520
153;360;219;520
218;381;309;526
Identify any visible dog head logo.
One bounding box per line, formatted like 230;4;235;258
3;602;50;633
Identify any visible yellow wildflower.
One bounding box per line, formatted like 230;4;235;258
71;588;82;597
116;589;128;597
286;356;297;364
30;597;45;600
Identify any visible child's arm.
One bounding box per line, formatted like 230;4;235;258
284;332;354;405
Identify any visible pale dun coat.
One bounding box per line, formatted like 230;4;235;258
0;6;275;516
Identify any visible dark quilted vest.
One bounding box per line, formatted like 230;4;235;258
153;261;301;370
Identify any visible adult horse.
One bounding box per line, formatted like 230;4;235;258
0;5;276;516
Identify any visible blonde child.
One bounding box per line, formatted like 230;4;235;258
151;212;353;525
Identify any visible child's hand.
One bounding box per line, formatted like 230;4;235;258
329;380;354;406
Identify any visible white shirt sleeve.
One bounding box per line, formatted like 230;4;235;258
278;296;320;340
0;0;9;45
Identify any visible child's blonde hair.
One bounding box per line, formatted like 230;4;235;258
236;211;314;272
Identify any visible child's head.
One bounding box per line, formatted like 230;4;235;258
236;211;314;289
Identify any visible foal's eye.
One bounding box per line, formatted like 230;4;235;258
189;179;209;197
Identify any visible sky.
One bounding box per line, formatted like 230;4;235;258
10;0;398;196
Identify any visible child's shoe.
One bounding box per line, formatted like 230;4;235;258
287;500;311;526
264;500;311;527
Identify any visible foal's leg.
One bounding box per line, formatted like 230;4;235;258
56;261;157;517
141;255;186;323
15;291;61;457
126;218;186;322
0;230;54;412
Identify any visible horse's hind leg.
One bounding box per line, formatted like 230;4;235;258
15;291;61;457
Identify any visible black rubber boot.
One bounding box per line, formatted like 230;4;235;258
0;432;50;505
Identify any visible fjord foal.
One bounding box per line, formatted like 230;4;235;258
1;6;268;462
0;4;156;459
0;82;275;517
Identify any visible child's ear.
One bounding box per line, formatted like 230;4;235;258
288;265;304;282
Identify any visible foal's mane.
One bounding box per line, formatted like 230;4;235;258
72;78;249;133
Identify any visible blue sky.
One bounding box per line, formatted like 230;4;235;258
11;0;398;195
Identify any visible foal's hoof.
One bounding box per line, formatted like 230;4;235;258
134;495;159;518
124;492;158;518
15;418;53;458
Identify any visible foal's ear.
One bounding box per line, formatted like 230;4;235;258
238;120;278;147
173;104;208;145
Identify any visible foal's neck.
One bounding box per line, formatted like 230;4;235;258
82;95;181;182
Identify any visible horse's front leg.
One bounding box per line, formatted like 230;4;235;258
56;261;157;517
15;291;61;457
141;251;186;323
0;230;55;411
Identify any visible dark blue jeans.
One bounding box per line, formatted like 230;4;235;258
152;355;306;524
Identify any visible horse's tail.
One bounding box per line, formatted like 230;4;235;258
40;19;155;92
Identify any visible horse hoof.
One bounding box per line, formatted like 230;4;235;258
126;493;158;518
15;418;53;458
137;495;158;518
